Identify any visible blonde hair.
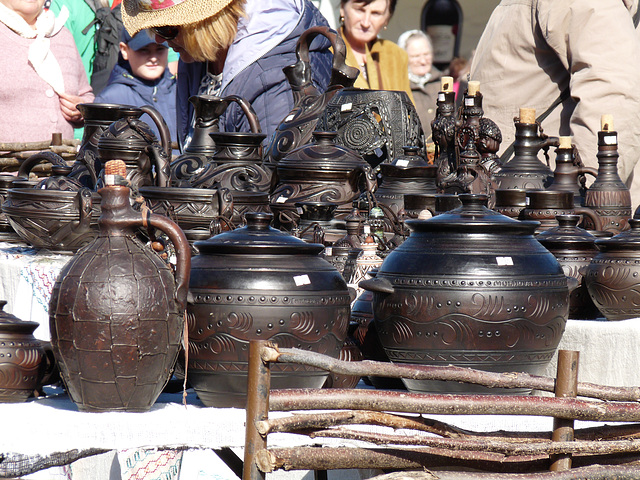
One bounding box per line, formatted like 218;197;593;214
181;0;246;63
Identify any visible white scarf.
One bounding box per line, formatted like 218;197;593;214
408;71;432;89
0;2;69;94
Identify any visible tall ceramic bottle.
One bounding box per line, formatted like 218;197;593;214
49;160;191;412
583;115;632;234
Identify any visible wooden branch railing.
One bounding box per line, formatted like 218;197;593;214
243;340;640;480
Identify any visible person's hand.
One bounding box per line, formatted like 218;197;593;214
58;92;84;124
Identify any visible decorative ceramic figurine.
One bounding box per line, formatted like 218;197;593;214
49;160;191;412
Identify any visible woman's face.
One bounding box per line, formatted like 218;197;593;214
406;36;433;76
155;29;195;63
0;0;45;26
340;0;391;49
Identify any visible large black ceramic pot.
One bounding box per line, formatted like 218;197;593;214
186;212;351;407
360;194;571;394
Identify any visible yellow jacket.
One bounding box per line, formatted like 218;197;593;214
340;27;415;105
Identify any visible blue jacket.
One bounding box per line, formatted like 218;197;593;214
96;62;178;148
177;0;333;150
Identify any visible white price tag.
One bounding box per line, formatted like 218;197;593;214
364;225;371;234
496;256;514;266
341;102;353;112
276;196;288;203
525;196;530;206
438;93;445;101
465;98;474;106
396;159;410;167
324;246;332;256
294;274;311;286
604;134;617;145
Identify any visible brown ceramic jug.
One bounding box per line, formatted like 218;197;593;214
265;26;359;166
72;103;171;189
494;108;558;191
49;160;191;412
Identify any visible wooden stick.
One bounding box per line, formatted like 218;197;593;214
269;347;640;402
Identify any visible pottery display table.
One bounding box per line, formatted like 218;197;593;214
2;242;640;479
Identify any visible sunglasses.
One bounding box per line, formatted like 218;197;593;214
150;25;180;41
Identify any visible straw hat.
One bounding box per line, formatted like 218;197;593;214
122;0;235;36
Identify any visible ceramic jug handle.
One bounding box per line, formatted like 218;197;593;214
216;187;234;221
140;105;172;158
147;143;170;188
578;166;598;179
208;95;262;134
574;206;603;232
17;151;68;179
144;212;191;310
294;26;359;88
49;188;93;245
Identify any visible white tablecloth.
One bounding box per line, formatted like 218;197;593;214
0;242;71;340
2;243;640;479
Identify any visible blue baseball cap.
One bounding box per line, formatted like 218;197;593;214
121;29;168;51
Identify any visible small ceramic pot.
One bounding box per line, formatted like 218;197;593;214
0;301;49;402
536;215;601;319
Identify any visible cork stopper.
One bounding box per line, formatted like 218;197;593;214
601;114;614;132
104;159;127;186
467;80;480;96
558;136;572;149
105;160;126;177
519;107;536;124
440;76;454;92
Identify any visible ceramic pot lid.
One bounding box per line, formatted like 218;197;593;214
594;218;640;251
278;131;366;170
195;212;324;255
536;214;597;250
406;193;539;235
0;300;38;333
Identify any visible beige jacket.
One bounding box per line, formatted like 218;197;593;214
340;28;415;105
470;0;640;205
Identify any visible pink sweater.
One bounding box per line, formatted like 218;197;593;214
0;21;94;143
